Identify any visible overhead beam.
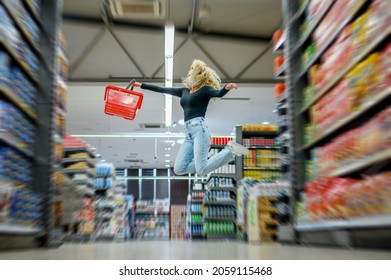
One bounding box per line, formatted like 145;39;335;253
62;14;271;44
69;27;106;75
192;37;230;79
235;41;273;79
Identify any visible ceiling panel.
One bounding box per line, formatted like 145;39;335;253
71;31;143;78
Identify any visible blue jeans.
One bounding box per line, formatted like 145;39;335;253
174;117;234;176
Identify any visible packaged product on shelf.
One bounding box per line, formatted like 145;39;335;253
274;83;286;99
346;172;391;217
366;0;391;42
274;56;284;73
0;6;21;51
352;10;370;52
380;42;391;86
273;29;284;45
0;51;10;85
0;147;33;187
0;185;12;221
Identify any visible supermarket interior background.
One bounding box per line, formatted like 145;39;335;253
0;0;391;261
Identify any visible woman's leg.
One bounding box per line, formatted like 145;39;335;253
173;131;196;175
193;121;234;176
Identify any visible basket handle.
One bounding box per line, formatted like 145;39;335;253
126;79;136;90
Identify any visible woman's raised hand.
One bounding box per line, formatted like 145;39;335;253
133;81;142;87
225;83;238;90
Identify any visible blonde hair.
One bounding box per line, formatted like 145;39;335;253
182;59;221;90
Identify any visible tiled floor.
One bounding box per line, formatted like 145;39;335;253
0;241;390;260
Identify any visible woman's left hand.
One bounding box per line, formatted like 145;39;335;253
225;83;238;90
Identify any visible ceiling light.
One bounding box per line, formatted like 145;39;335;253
164;23;175;127
165;160;170;163
177;119;184;126
165;165;170;167
176;139;184;144
165;154;170;157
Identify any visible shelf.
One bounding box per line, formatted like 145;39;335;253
301;25;391;113
288;0;310;26
243;167;281;171
242;131;279;137
204;200;236;206
303;86;391;150
2;1;41;54
0;83;37;120
62;157;96;167
329;149;391;177
295;215;391;232
292;0;334;53
207;173;236;181
0;131;34;158
208;186;237;193
274;62;287;79
191;199;204;203
64;147;96;158
247;145;279;149
191;221;204;225
0;223;42;235
62;168;95;177
204;217;236;222
135;211;170;215
295;220;348;231
349;215;391;229
23;0;42;27
276;90;288;105
273;32;286;53
298;0;368;78
0;37;38;84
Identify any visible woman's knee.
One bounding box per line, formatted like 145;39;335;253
196;167;208;176
173;165;186;175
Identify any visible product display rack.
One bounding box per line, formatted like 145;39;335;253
0;0;64;249
235;126;281;181
204;175;238;240
282;0;391;248
62;143;96;241
132;200;170;240
189;181;206;239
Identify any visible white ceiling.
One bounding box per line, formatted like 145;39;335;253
61;0;283;169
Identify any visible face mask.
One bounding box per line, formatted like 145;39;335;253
183;76;196;88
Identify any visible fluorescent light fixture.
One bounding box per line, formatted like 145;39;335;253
165;160;170;163
165;165;170;167
164;23;175;127
176;139;184;144
165;154;170;157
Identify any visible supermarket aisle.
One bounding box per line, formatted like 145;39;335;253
0;241;390;260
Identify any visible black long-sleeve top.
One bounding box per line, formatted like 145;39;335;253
141;83;230;121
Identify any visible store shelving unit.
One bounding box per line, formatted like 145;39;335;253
236;126;281;181
133;200;170;240
204;176;238;240
0;0;64;249
282;0;391;248
62;144;96;241
189;181;206;239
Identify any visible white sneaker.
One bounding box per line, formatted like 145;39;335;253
228;141;250;155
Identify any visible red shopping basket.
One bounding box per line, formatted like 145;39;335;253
104;80;144;120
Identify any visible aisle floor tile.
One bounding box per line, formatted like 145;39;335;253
0;241;391;260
